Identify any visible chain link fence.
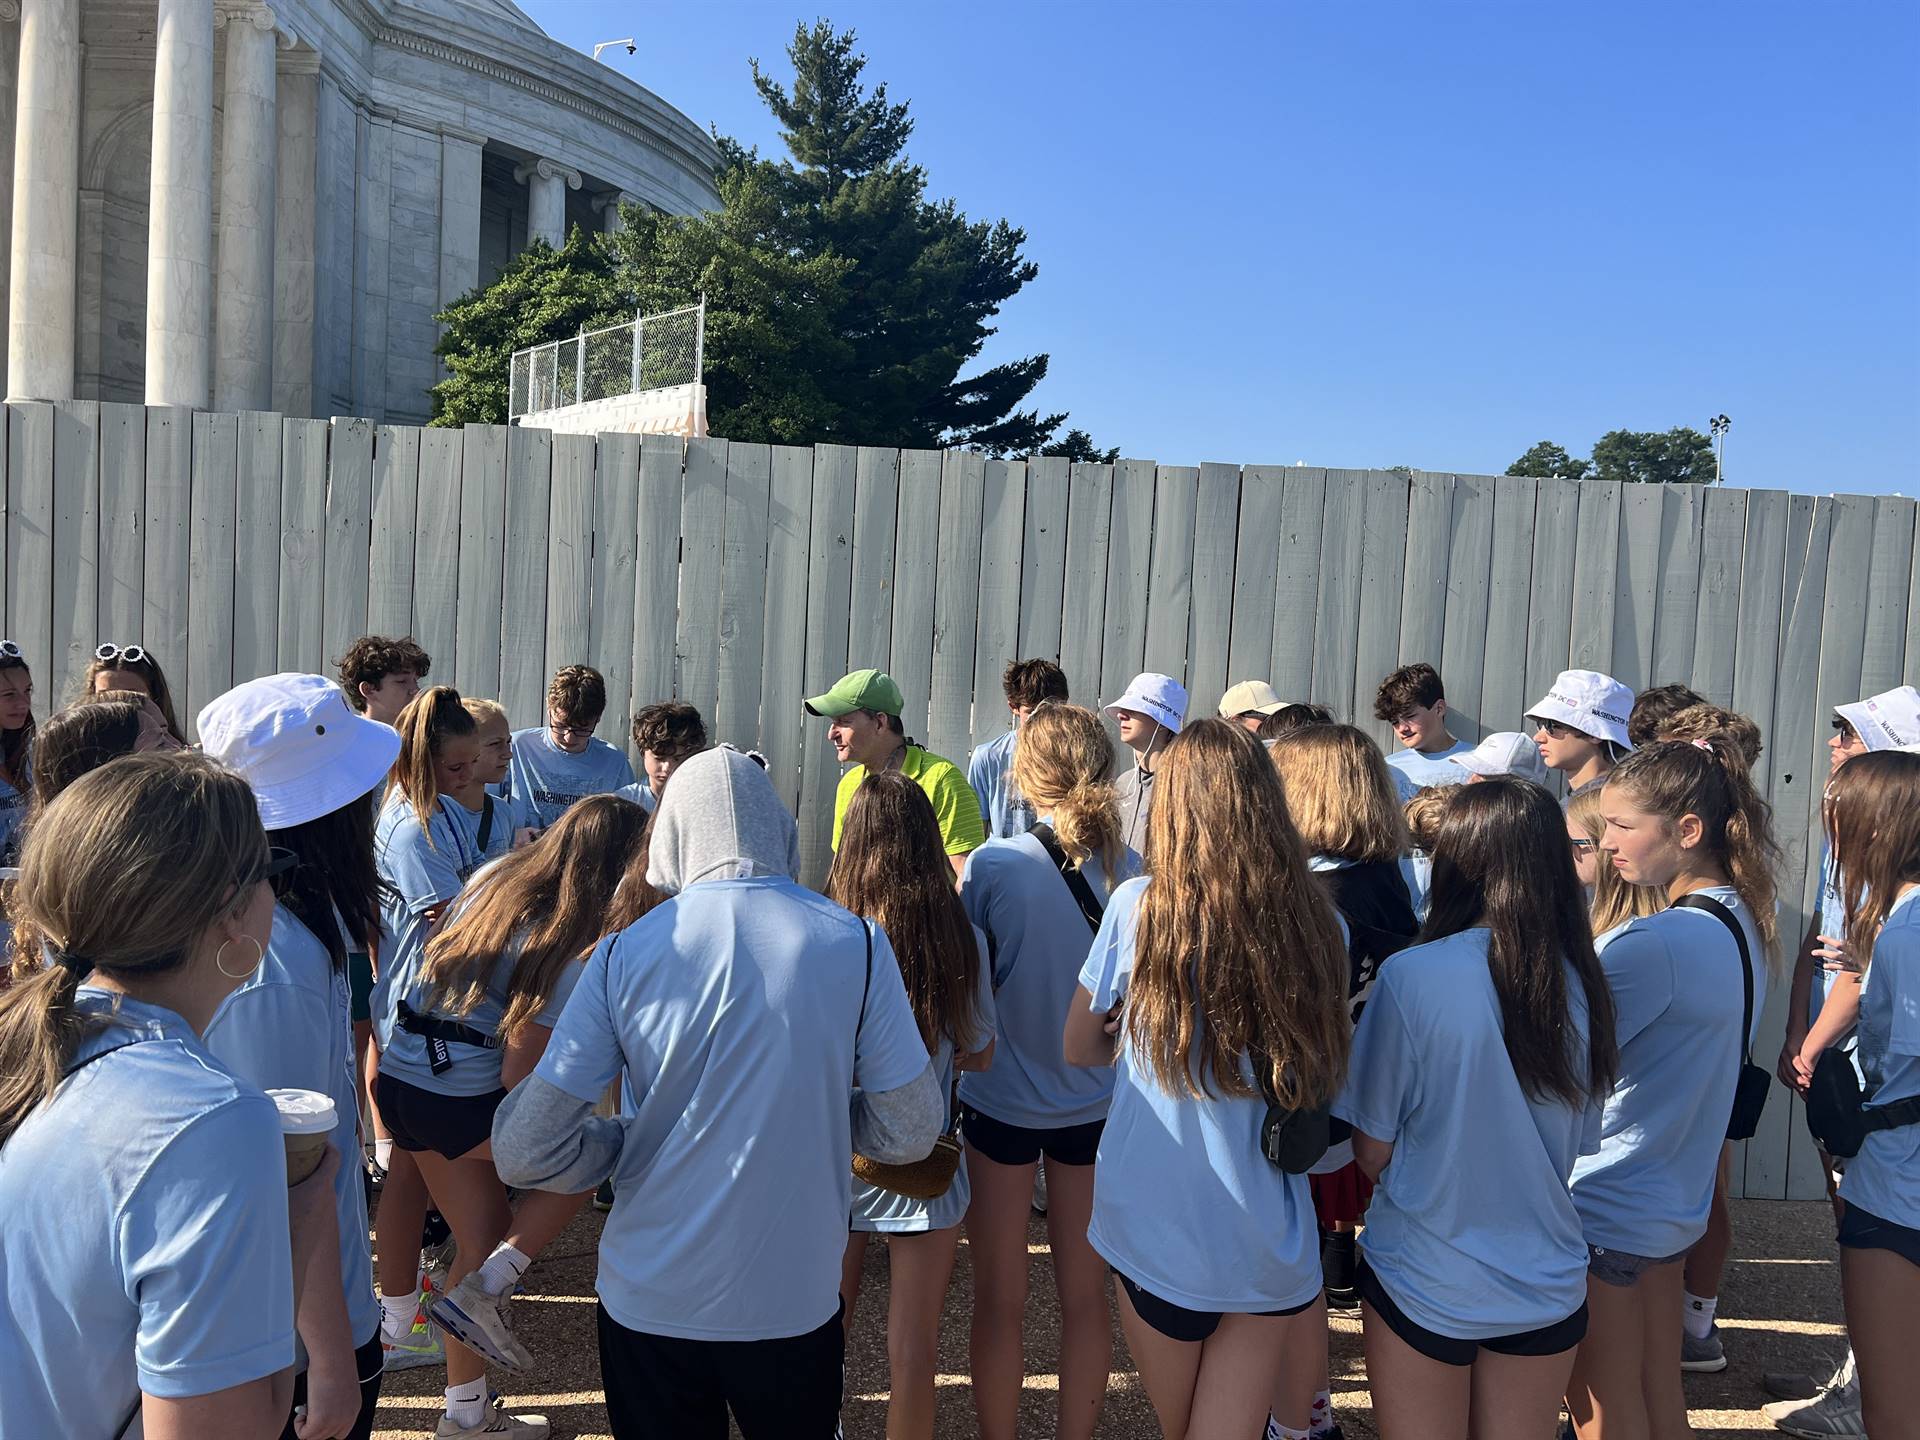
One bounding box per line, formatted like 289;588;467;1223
509;301;705;417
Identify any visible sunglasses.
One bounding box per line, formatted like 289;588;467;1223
1569;837;1596;855
246;846;298;900
0;641;20;660
1831;717;1858;742
94;643;149;664
1530;717;1589;741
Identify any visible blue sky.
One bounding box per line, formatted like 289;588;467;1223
527;0;1918;496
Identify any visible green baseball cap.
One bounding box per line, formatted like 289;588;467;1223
805;668;904;718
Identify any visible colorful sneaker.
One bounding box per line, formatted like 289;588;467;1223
1681;1322;1727;1372
430;1273;535;1372
422;1236;458;1288
434;1400;550;1438
381;1309;445;1372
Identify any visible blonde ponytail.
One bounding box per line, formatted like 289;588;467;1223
1011;704;1123;874
389;686;477;841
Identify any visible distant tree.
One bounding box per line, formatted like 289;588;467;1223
1043;428;1120;464
1384;464;1414;478
1505;440;1593;481
1588;427;1717;486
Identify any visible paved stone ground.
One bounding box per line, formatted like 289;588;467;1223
370;1198;1846;1439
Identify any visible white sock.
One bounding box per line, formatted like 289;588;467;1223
379;1290;417;1340
478;1242;531;1297
373;1138;393;1169
1682;1290;1718;1339
445;1378;487;1428
1265;1419;1310;1440
1309;1388;1335;1437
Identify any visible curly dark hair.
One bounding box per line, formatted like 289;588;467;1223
631;702;707;759
336;635;431;712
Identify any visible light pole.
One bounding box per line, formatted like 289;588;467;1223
592;38;636;62
1709;414;1730;486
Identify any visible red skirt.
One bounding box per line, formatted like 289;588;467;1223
1309;1160;1374;1226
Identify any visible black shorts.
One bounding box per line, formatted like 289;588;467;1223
1357;1258;1587;1367
348;951;375;1024
1838;1201;1920;1269
374;1072;506;1161
1113;1268;1315;1342
960;1103;1103;1167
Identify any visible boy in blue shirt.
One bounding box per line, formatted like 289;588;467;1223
967;658;1068;839
501;665;635;830
1374;662;1475;793
617;700;708;813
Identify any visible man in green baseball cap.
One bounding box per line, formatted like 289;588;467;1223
806;667;984;877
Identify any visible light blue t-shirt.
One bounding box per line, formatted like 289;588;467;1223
853;927;998;1233
382;936;587;1098
1839;886;1920;1230
1401;852;1433;922
1570;888;1766;1257
372;792;502;1048
203;905;381;1350
958;833;1121;1129
0;992;294;1436
614;780;658;813
535;878;930;1340
501;727;635;830
1811;841;1864;1080
1080;878;1323;1312
1337;929;1602;1337
967;730;1034;841
1385;740;1475;791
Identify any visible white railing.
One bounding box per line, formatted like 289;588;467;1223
509;299;705;418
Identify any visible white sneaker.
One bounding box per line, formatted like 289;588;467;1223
434;1399;550;1438
430;1273;535;1372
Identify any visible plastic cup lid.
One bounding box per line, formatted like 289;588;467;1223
267;1088;336;1135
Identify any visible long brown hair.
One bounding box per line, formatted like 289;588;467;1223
1826;751;1920;947
1566;786;1666;935
1010;703;1123;874
0;653;34;793
826;770;984;1053
1424;779;1619;1105
389;685;477;840
1128;719;1350;1108
1269;723;1409;863
421;794;649;1040
0;754;268;1145
82;647;183;743
1605;734;1783;959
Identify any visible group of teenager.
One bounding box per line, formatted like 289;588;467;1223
0;627;1914;1440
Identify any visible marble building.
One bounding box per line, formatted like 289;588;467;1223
2;0;722;423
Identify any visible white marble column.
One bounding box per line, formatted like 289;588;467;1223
212;1;281;412
272;47;319;417
593;189;635;235
437;129;483;311
146;0;216;408
6;0;79;401
515;157;579;249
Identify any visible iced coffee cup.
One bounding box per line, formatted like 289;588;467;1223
268;1088;335;1186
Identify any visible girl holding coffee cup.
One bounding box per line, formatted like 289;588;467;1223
0;753;339;1439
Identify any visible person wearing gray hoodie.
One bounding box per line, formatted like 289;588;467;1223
492;746;941;1439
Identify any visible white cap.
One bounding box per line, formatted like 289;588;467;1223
1525;669;1634;750
1218;679;1285;718
266;1088;336;1136
1455;731;1549;784
1835;685;1920;753
1106;672;1189;735
198;673;401;830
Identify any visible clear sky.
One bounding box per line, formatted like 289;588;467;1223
526;0;1918;497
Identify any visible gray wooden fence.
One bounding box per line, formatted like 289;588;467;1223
6;400;1915;1201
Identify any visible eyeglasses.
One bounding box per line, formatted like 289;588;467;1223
1569;837;1596;855
0;641;20;660
246;846;298;900
549;719;594;741
94;643;148;664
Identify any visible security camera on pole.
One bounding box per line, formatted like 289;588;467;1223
1710;413;1731;486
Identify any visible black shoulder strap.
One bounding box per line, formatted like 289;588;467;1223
1030;822;1104;934
856;918;873;1038
1674;893;1756;1065
477;794;495;853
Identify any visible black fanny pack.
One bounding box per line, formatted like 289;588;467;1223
1251;1045;1332;1175
396;998;499;1076
1673;893;1772;1142
1805;1047;1920;1159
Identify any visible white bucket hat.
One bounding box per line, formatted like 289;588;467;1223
1218;679;1286;719
1525;669;1634;750
199;673;402;829
1106;672;1189;735
1455;731;1549;785
1835;685;1920;752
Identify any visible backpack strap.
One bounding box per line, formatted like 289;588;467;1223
1673;893;1756;1066
477;794;495;854
1029;822;1105;934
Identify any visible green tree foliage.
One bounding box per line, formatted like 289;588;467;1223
1505;440;1592;481
1506;429;1717;485
1046;428;1120;464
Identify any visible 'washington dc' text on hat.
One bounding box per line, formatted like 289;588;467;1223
1105;673;1190;735
1524;669;1634;751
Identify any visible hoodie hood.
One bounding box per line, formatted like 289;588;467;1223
645;746;801;894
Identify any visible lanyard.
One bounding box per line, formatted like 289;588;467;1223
438;797;477;880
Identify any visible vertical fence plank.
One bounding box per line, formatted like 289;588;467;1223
1860;496;1916;697
1143;464;1198;685
590;434;640;755
1100;459;1155;711
1694;488;1748;707
1478;476;1537;734
231;412;281;685
1270;468;1326;706
97;404;146;647
276;418;328;676
1439;473;1494;741
1611;482;1663;689
410;428;463;677
1185;461;1239;720
6;405;53;688
320;417;373;681
1907;505;1920;689
761;446;814;808
927;449;985;765
1017;455;1069;663
143;408;193;687
970;458;1026;754
675;436;728;727
367;425;420;640
543;432;596;684
630;435;684;711
888;449;942;742
1353;471;1411;744
1568;479;1621;675
1227;465;1283;686
1650;485;1702;687
186;412;239;733
1057;461;1112;710
847;446;897;672
498;426;553;727
453;424;508;702
1397;471;1452;670
1312;470;1366;721
50;402;100;705
1731;490;1791;804
716;442;771;748
797;444;856;887
1522;477;1579;715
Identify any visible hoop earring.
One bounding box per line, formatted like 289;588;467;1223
215;936;265;980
